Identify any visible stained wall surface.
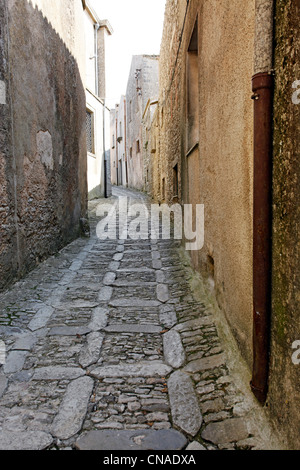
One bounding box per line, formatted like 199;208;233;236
0;0;87;291
269;0;300;450
157;0;255;364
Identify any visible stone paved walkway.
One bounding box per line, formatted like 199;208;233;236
0;187;282;450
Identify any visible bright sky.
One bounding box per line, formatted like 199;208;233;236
90;0;166;109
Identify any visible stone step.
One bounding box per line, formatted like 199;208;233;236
90;361;172;379
75;429;187;451
104;323;162;334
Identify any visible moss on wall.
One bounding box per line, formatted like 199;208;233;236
269;0;300;449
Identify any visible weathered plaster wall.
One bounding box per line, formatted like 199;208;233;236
0;0;87;291
86;91;106;199
158;0;255;364
269;0;300;450
155;0;300;448
97;26;107;100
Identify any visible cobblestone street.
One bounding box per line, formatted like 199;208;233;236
0;187;281;451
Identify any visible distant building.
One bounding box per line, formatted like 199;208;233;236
83;1;113;199
142;98;159;196
125;55;159;191
110;96;127;187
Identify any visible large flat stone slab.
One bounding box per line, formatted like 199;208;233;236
201;418;249;445
0;374;8;398
159;305;177;329
47;326;91;336
151;251;161;260
3;350;28;374
88;307;109;331
108;261;120;271
186;441;207;450
12;333;37;351
75;429;187;451
109;299;160;308
103;272;117;286
184;353;226;373
156;284;169;303
98;286;113;302
117;268;154;272
51;376;94;440
0;431;53;450
28;305;54;331
113;253;123;261
168;370;202;436
113;281;157;287
104;324;162;334
79;332;104;368
163;329;185;369
69;260;84;272
90;361;172;379
175;316;214;332
47;288;68;307
62;300;100;309
32;366;86;381
156;270;166;283
152;260;162;269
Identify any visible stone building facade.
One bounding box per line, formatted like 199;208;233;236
0;0;87;292
150;0;300;449
125;55;159;191
84;1;113;199
110;96;127;187
142;98;159;195
155;0;255;365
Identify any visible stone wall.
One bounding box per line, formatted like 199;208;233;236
154;0;300;448
149;106;161;201
0;0;18;287
0;0;87;292
156;0;255;365
142;99;158;196
269;0;300;450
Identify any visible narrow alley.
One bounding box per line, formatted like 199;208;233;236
0;0;299;455
0;187;281;451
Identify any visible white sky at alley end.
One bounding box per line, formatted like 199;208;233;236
90;0;166;110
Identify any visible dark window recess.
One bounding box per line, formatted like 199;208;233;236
173;164;178;196
86;110;94;153
187;19;199;152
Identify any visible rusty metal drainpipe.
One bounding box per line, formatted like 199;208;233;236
250;0;274;404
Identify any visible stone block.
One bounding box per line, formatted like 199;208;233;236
75;429;187;451
168;370;202;436
51;376;94;440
